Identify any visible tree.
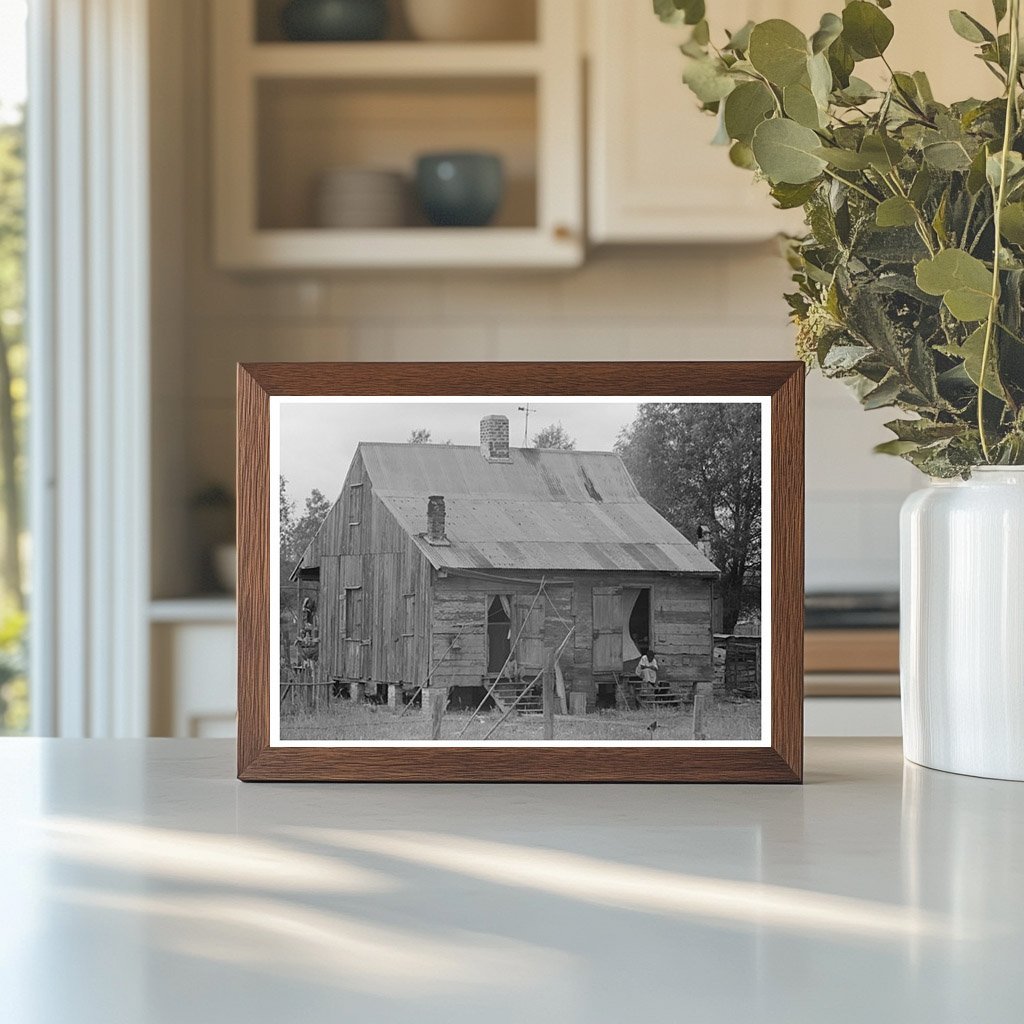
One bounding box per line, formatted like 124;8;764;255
0;114;25;610
408;428;432;444
284;488;332;570
0;109;26;732
616;404;761;632
279;476;296;579
532;423;576;450
279;480;333;625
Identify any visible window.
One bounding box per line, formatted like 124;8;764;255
0;0;27;734
346;482;364;549
343;586;363;641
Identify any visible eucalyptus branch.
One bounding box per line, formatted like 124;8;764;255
979;0;1021;462
822;168;880;205
885;170;939;254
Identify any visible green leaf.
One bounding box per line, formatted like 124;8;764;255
729;140;757;169
940;325;1006;398
993;0;1008;24
748;20;809;86
875;438;922;455
932;190;950;246
1000;203;1024;245
752;118;828;184
915;249;994;321
653;0;705;26
923;140;973;171
876;197;918;228
967;144;991;194
860;133;904;173
682;57;736;104
814;146;872;170
913;71;935;104
837;76;879;104
724;20;755;53
827;36;856;88
909;164;933;205
862;374;903;409
842;1;895;59
986;150;1024;191
810;12;843;54
948;10;994;44
784;80;824;129
723;81;775;144
770;180;820;209
808;51;833;109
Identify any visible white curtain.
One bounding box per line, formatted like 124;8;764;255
621;588;642;662
29;0;151;736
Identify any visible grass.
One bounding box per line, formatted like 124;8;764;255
280;698;761;743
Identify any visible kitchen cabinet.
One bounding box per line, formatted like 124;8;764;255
586;0;998;244
587;0;813;243
150;600;237;737
211;0;583;269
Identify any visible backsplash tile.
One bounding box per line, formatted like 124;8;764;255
181;250;916;593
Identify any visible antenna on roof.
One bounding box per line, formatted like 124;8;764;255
517;404;537;447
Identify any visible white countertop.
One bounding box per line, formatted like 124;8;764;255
1;738;1020;1023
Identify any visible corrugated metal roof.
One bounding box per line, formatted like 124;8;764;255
359;443;719;575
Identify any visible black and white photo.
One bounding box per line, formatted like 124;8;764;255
271;396;768;746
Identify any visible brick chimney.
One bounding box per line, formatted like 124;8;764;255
426;495;448;545
480;414;510;461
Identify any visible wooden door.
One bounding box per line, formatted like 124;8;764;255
401;593;416;683
515;594;545;677
592;586;622;673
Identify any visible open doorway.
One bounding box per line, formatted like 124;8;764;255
628;588;651;656
486;595;512;674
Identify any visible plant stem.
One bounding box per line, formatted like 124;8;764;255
979;0;1021;462
822;167;880;205
884;171;939;254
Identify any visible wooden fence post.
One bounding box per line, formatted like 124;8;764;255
542;667;555;741
429;686;447;740
692;682;712;741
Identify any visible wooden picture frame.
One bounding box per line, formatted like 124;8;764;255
237;362;804;782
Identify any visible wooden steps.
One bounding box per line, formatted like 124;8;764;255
491;678;543;715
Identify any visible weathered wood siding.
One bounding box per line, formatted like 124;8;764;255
303;450;433;687
429;571;715;707
300;449;716;698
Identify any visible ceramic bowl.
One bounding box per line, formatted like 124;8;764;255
281;0;388;42
316;168;407;228
403;0;534;42
415;152;504;228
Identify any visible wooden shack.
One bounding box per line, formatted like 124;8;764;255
290;414;720;711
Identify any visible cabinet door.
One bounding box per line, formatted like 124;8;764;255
588;0;811;243
588;0;996;244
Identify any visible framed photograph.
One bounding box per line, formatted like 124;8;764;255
237;362;804;782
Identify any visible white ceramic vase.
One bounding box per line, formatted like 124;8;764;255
900;467;1024;780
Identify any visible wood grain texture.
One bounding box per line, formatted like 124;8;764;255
804;629;899;674
236;361;805;783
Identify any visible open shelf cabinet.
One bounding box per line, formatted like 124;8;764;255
212;0;583;269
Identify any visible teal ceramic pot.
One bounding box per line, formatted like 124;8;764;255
281;0;388;41
415;152;505;227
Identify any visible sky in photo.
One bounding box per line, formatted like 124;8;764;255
279;399;643;504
